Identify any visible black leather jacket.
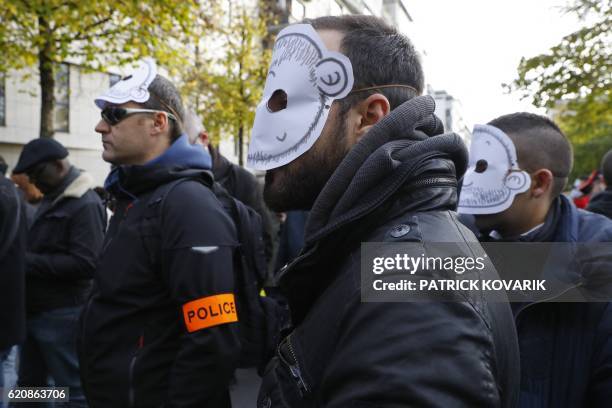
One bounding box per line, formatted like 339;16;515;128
257;96;520;407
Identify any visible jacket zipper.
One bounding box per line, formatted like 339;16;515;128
128;335;144;407
278;335;310;397
514;281;583;323
410;176;457;188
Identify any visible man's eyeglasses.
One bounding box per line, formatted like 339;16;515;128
101;107;177;126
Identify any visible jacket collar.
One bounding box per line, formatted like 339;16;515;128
34;169;96;220
50;170;96;207
304;95;467;246
104;134;213;199
57;172;95;200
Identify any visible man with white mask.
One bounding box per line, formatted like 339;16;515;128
250;16;519;407
459;112;612;407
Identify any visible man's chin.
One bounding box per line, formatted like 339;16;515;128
264;169;313;212
263;181;290;212
102;150;122;165
101;150;114;163
474;213;500;233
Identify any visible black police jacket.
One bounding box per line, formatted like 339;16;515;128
25;169;105;314
258;96;520;407
79;159;241;408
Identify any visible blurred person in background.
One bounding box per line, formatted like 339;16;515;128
10;173;43;228
184;110;275;268
458;113;612;407
12;138;105;408
587;149;612;219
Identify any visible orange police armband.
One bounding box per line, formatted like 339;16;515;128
182;293;238;333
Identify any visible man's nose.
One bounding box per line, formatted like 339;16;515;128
95;119;109;134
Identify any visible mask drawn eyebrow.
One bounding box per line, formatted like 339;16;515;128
268;70;276;77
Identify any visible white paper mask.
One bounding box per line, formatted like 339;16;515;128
247;24;354;170
458;124;531;214
94;58;157;109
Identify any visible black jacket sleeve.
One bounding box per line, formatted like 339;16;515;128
0;179;21;259
320;295;502;407
161;181;241;407
0;179;27;350
26;198;105;280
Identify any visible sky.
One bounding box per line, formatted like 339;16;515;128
406;0;584;127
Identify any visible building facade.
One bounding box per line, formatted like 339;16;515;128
429;88;472;144
0;65;114;185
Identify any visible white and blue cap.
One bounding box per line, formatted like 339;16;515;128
94;58;157;109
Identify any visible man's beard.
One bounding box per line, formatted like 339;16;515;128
264;116;349;212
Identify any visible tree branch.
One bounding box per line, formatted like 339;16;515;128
69;16;113;41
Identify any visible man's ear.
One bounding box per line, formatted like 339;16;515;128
530;169;554;199
151;111;170;135
353;93;390;143
198;131;210;147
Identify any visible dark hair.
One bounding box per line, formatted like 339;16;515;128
0;155;7;176
602;149;612;185
488;112;573;197
306;15;424;115
142;75;185;142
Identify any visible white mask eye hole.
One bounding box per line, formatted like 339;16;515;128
267;89;287;113
475;159;488;173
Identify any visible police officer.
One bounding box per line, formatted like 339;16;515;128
79;59;240;407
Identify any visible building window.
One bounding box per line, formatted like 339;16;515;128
109;73;121;87
0;72;5;126
54;63;70;132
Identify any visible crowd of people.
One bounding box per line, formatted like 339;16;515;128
0;14;611;408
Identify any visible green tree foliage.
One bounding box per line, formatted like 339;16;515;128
509;0;611;180
181;1;273;165
0;0;207;138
